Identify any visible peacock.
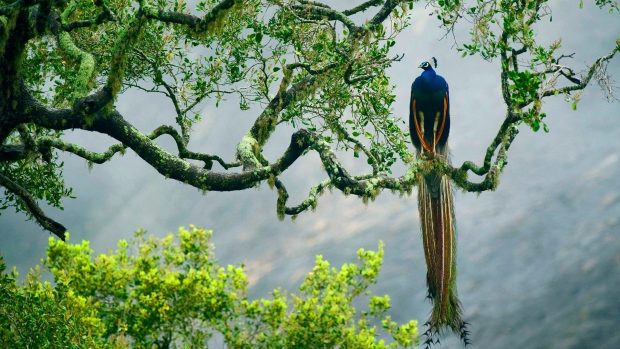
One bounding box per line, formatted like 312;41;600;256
409;57;470;347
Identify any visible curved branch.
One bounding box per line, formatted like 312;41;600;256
457;111;520;176
275;177;331;217
448;121;519;192
369;0;401;26
290;3;359;32
56;32;95;98
37;125;240;170
61;0;116;31
62;11;115;31
542;45;619;97
239;72;324;170
0;172;67;239
38;137;126;164
343;0;384;16
148;125;241;170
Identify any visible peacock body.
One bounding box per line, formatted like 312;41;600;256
409;58;469;347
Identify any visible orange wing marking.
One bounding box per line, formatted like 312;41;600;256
433;94;448;150
412;99;433;153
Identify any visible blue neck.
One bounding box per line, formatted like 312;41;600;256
421;68;436;80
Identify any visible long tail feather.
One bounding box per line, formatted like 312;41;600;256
417;152;469;347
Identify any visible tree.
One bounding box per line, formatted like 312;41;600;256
0;226;419;348
0;0;618;239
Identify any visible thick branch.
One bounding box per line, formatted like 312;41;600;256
62;11;115;31
0;0;40;16
368;0;400;26
343;0;384;16
56;32;95;98
0;144;27;161
239;73;321;169
290;3;359;32
61;0;116;31
139;0;238;31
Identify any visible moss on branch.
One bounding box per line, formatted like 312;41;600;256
57;32;95;98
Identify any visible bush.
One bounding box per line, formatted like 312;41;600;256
0;226;417;348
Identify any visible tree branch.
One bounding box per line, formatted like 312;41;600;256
368;0;400;26
0;172;67;239
0;0;40;16
139;0;238;31
343;0;384;16
239;73;321;169
61;0;116;31
56;31;95;98
275;177;328;218
457;111;520;177
133;48;190;143
4;0;617;232
37;125;240;170
0;144;27;161
26;95;310;190
542;45;619;97
290;3;360;32
238;2;405;169
62;11;115;31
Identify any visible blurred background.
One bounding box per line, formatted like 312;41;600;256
1;1;619;348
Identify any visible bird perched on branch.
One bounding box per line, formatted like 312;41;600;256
409;57;469;347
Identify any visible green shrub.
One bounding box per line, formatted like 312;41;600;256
1;226;417;348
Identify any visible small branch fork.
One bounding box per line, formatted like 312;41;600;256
541;48;619;98
0;0;617;237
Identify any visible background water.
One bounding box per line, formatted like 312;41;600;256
1;1;619;348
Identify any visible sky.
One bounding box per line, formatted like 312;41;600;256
1;1;620;348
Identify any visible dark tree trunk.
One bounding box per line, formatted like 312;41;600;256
0;9;30;143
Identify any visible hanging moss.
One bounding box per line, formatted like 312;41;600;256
106;19;146;106
236;133;262;170
57;32;95;98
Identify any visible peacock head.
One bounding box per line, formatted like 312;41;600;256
418;57;438;71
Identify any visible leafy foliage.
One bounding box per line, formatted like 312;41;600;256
0;226;418;348
436;0;619;132
0;257;108;348
0;126;73;215
1;1;421;234
1;0;617;238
